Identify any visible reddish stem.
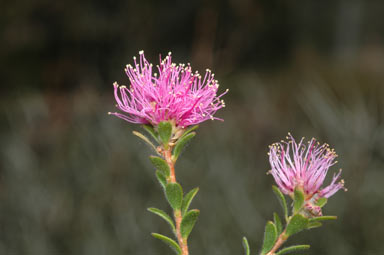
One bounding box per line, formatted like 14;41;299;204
266;230;288;255
163;148;189;255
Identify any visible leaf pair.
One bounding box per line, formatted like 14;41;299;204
165;184;200;239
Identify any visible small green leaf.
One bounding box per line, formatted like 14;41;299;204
148;208;176;232
272;185;288;221
149;156;170;177
309;216;337;223
293;188;305;214
156;170;167;189
261;221;278;254
132;131;157;152
180;209;200;239
173;132;196;161
142;124;159;143
286;214;309;236
242;236;250;255
179;125;199;140
276;244;310;255
307;221;322;229
165;183;183;210
181;187;199;216
274;212;283;234
151;233;181;254
315;197;327;207
158;121;173;146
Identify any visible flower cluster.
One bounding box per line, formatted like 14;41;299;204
268;133;345;199
109;51;227;128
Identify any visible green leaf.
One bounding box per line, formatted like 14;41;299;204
242;236;250;255
156;170;167;189
158;121;173;146
149;156;170;177
286;214;309;237
274;212;283;234
293;188;305;214
315;197;327;207
132;131;157;152
276;245;310;255
180;209;200;239
172;132;196;161
309;216;337;223
148;208;176;232
142;124;159;143
261;221;278;254
181;187;199;216
151;233;181;254
179;125;199;140
165;183;183;210
272;185;288;221
307;221;322;229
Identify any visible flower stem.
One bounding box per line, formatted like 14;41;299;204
266;230;288;255
163;148;189;255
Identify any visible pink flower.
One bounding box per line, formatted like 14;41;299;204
268;134;345;199
109;51;227;128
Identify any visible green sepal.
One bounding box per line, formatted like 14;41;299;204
180;209;200;239
276;244;310;255
272;185;288;221
285;214;309;237
309;216;337;223
148;207;176;232
242;236;250;255
274;212;283;234
165;183;183;210
307;221;322;229
293;188;305;214
151;233;181;255
315;197;327;207
149;156;170;177
156;170;167;189
132;131;157;152
172;132;196;161
261;221;278;254
181;187;199;216
158;121;173;146
180;125;199;140
142;124;159;143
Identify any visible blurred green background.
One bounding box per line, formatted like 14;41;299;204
1;0;384;254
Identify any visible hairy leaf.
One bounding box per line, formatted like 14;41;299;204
156;170;167;189
293;188;305;214
274;212;283;234
261;221;278;254
276;244;310;255
286;214;308;236
180;209;200;239
149;156;170;177
272;185;288;221
148;208;175;232
158;121;172;146
165;183;183;210
181;187;199;216
242;236;250;255
173;132;196;160
151;233;181;254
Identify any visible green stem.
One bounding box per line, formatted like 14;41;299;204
163;148;189;255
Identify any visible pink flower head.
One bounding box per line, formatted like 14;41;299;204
268;133;346;199
109;51;227;128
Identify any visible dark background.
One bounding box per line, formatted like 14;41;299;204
1;0;384;254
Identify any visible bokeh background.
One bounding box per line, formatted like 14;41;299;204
1;0;384;254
